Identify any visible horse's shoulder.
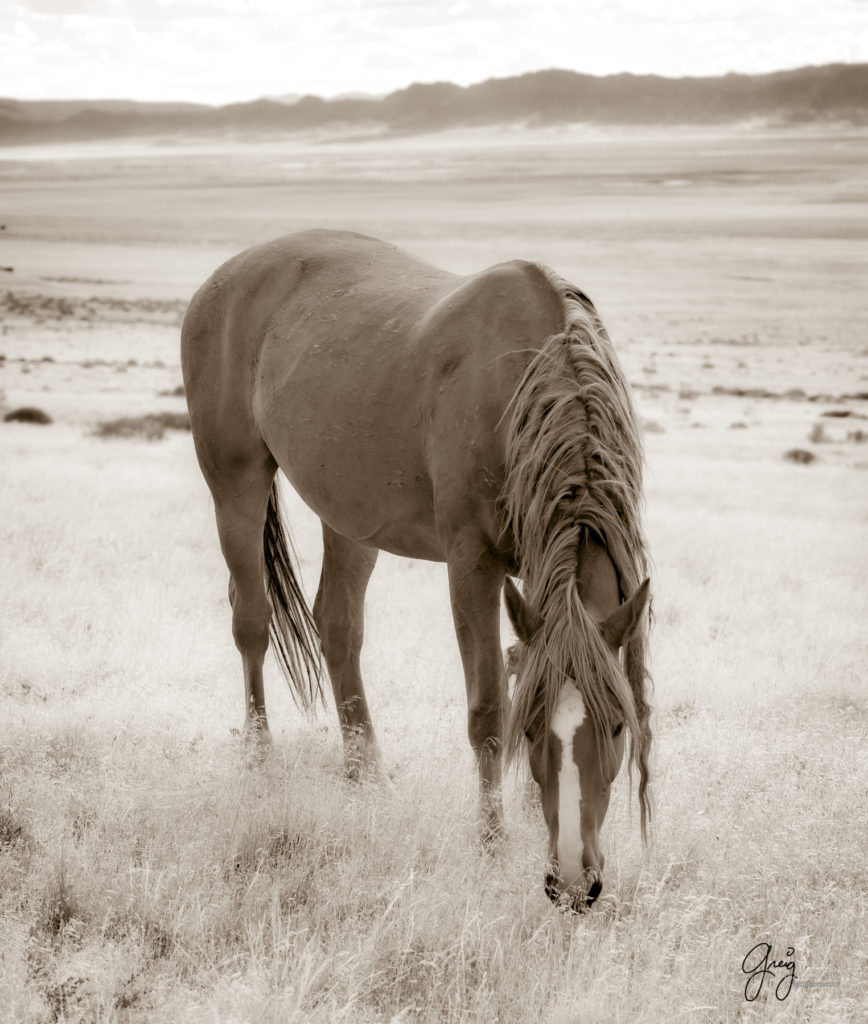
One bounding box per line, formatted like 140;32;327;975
472;258;554;292
441;259;563;328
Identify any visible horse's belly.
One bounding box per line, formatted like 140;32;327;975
282;454;442;560
256;370;444;560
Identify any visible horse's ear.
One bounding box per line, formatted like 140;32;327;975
503;576;543;643
600;578;650;649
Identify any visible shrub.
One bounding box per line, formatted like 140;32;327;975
783;448;816;464
93;411;190;441
808;423;828;444
0;804;27;848
35;860;83;938
4;406;52;425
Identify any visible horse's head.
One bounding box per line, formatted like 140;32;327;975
503;532;650;912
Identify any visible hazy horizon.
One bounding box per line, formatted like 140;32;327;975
3;58;865;109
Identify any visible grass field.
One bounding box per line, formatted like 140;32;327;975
1;126;866;1022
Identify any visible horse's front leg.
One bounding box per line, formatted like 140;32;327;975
446;536;507;843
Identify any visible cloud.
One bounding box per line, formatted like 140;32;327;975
1;0;866;103
22;0;115;13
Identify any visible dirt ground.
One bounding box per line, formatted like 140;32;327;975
2;125;866;436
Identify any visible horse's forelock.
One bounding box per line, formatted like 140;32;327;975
503;574;641;771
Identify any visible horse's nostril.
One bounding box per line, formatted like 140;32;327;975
544;872;602;913
544;873;559;904
586;878;603;906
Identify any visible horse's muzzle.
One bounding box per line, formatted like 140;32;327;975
544;870;603;913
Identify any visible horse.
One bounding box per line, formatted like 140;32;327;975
181;229;652;911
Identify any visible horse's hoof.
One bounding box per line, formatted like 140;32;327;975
240;722;273;765
242;725;272;745
481;819;507;851
343;756;386;786
342;734;384;784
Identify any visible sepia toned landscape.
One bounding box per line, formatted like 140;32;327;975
1;123;866;1022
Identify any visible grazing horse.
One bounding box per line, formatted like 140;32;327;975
181;230;652;911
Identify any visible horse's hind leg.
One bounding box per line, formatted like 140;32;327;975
210;452;277;740
313;523;380;777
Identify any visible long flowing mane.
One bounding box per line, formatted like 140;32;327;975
501;266;653;835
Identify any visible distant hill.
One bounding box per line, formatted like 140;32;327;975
1;64;865;145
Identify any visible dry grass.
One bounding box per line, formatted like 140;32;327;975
1;406;865;1023
1;127;867;1022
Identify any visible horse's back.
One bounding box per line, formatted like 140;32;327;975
182;230;566;558
184;229;456;340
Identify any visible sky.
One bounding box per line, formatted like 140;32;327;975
2;0;867;105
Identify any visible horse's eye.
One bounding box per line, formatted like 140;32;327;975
613;722;624;738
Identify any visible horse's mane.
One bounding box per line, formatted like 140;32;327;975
500;266;653;836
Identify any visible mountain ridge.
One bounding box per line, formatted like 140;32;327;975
1;63;865;144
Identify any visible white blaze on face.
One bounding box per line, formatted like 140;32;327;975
551;684;586;887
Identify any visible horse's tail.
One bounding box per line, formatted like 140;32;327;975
263;479;324;711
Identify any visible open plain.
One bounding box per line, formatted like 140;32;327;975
1;126;866;1022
